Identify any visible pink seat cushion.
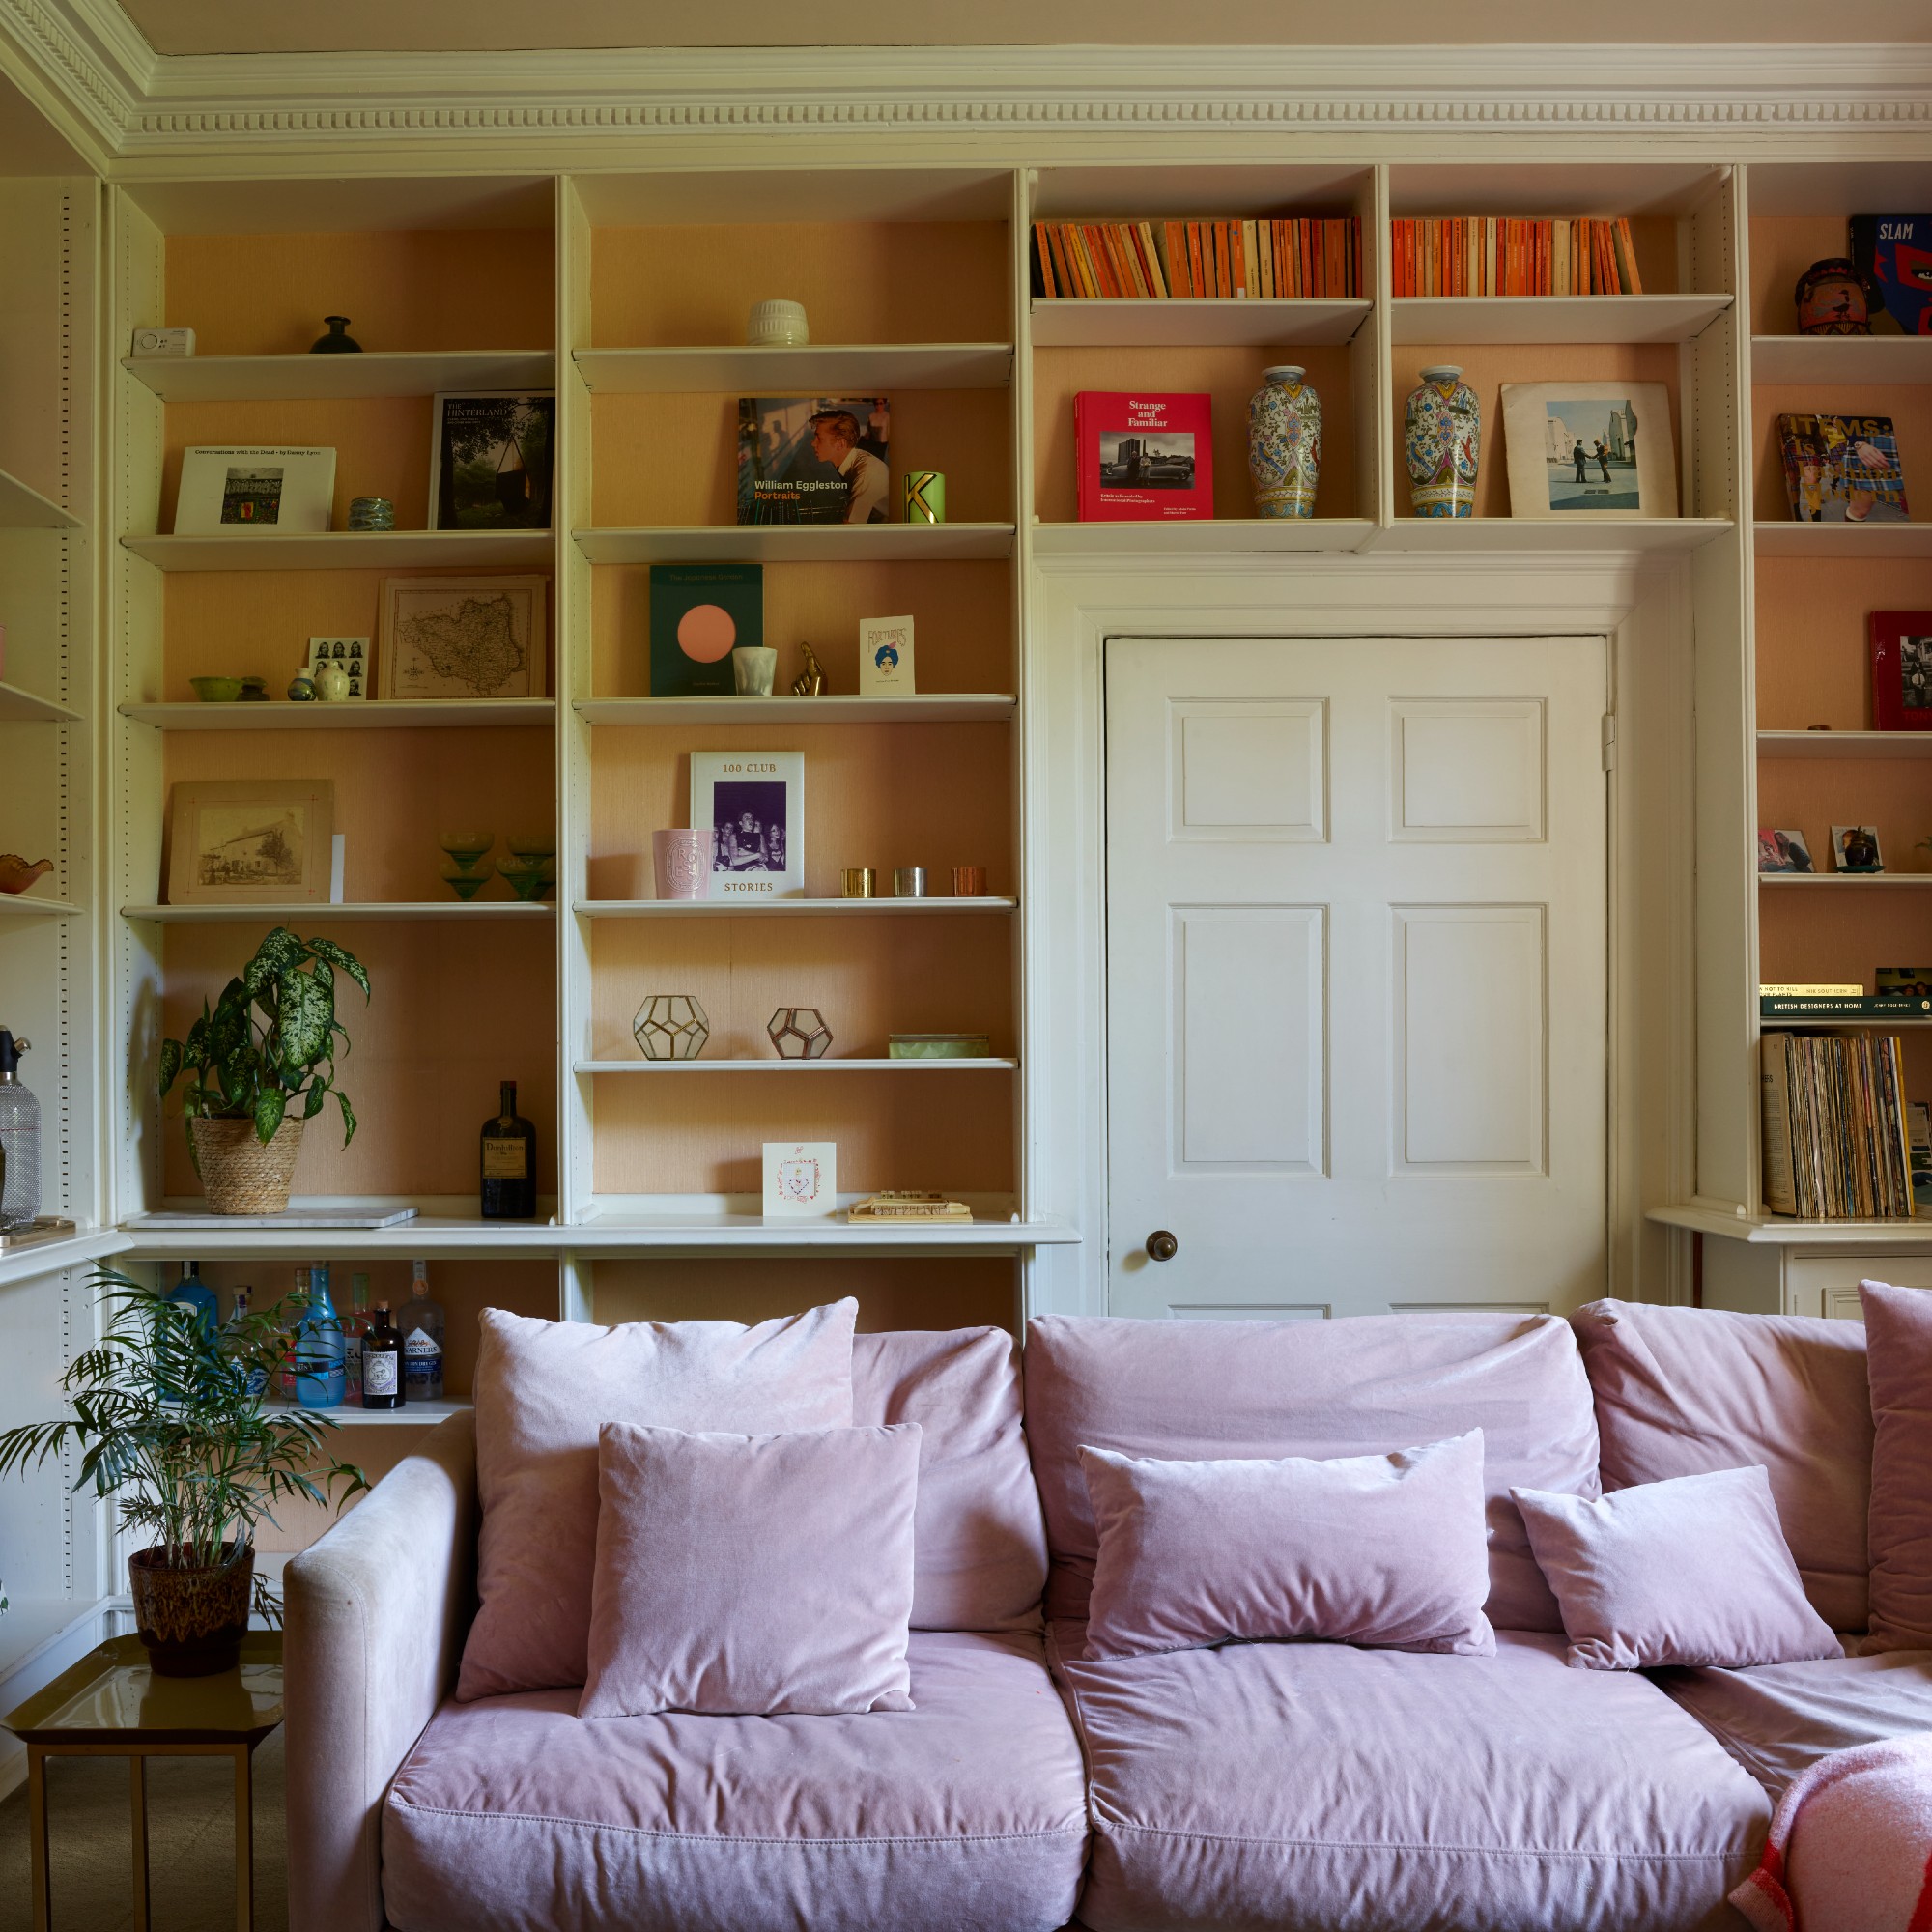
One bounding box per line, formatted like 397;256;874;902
852;1328;1047;1632
459;1300;858;1700
581;1421;920;1719
1571;1299;1872;1634
1515;1466;1843;1670
1858;1280;1932;1653
1024;1311;1600;1633
384;1631;1089;1932
1051;1622;1769;1932
1080;1430;1495;1661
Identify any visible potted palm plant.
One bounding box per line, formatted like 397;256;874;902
158;926;369;1214
0;1267;364;1675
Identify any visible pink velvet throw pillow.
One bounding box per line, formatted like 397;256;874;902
1514;1465;1843;1671
1860;1279;1932;1653
1078;1430;1497;1662
579;1421;921;1719
459;1300;858;1701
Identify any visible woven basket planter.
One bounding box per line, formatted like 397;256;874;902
188;1115;304;1215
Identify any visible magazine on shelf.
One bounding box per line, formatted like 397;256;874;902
1074;392;1213;522
1849;216;1932;337
1776;413;1910;524
736;397;891;526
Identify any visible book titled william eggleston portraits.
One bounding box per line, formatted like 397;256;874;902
736;397;891;525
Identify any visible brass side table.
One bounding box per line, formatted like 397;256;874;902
3;1632;283;1932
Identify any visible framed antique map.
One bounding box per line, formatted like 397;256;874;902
378;575;548;700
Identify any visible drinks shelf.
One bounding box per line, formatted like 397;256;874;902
1753;523;1932;560
577;1057;1018;1072
1749;336;1932;384
122;901;554;922
574;343;1012;391
578;897;1016;918
1758;730;1932;759
0;895;81;920
1391;294;1732;346
120;699;555;731
574;695;1014;725
268;1398;472;1428
120;530;555;573
0;682;81;724
0;467;80;529
122;349;556;403
1029;298;1369;349
573;524;1015;565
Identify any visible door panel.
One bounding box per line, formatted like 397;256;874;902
1106;635;1609;1321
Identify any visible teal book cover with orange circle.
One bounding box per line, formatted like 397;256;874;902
649;563;765;696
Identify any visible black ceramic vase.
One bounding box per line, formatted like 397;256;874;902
310;315;362;354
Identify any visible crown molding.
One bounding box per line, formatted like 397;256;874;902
5;9;1932;168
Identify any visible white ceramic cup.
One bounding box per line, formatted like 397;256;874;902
748;299;810;346
732;646;779;696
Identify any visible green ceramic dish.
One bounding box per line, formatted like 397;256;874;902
189;676;244;702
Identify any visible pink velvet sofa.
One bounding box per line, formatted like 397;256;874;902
284;1300;1924;1932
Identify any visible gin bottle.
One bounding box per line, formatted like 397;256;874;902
361;1302;404;1410
294;1262;346;1409
480;1080;537;1220
0;1030;40;1230
399;1259;445;1402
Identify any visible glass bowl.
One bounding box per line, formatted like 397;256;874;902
439;830;495;869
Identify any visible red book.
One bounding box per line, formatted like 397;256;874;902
1229;222;1247;298
1187;223;1207;301
1082;225;1120;298
1165;220;1191;298
1075;391;1214;522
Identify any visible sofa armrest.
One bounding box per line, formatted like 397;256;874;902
284;1409;477;1932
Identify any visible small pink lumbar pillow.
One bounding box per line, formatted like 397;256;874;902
459;1300;859;1701
1077;1429;1496;1662
580;1420;922;1719
1514;1465;1843;1671
1859;1279;1932;1653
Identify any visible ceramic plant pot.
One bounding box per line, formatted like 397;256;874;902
1247;365;1321;519
189;1115;304;1215
1405;365;1481;519
128;1543;254;1676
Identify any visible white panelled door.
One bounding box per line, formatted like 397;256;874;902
1105;636;1609;1320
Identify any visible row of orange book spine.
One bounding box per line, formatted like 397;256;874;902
1390;217;1645;298
1034;218;1361;301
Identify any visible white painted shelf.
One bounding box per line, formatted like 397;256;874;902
122;349;555;402
1650;1203;1932;1247
0;1227;130;1292
578;1057;1017;1072
574;343;1011;391
1392;294;1732;345
1033;519;1376;558
1375;518;1734;554
121;1211;566;1259
121;698;555;730
1758;730;1932;759
0;1597;100;1686
0;467;80;529
1753;523;1932;559
1029;298;1369;348
121;529;554;572
0;894;79;920
574;524;1014;565
563;1212;1078;1253
579;897;1015;918
268;1398;471;1428
0;682;80;724
123;901;554;922
575;695;1014;726
1758;873;1932;888
1750;336;1932;384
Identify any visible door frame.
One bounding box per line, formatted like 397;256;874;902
1020;550;1698;1321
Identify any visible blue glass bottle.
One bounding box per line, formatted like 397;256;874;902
294;1261;346;1409
166;1260;218;1338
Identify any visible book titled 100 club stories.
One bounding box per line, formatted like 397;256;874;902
1075;392;1213;522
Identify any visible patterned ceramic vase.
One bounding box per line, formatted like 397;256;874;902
1247;366;1321;519
1795;258;1870;336
1405;365;1481;519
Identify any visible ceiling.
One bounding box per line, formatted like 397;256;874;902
115;0;1932;55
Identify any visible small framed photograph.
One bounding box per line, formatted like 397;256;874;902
1758;828;1817;874
1878;968;1932;1000
165;780;335;904
429;393;555;531
307;636;369;700
1499;383;1677;520
1868;612;1932;732
1832;825;1886;873
175;446;336;535
859;615;916;696
379;577;547;701
763;1141;837;1218
691;752;804;899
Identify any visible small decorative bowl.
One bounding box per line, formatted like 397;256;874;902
497;857;555;902
439;857;490;901
439;831;495;869
189;676;244;702
0;855;55;895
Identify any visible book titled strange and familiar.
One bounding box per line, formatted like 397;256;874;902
1776;413;1910;523
736;397;891;525
1074;392;1213;522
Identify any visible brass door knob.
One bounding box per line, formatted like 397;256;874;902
1146;1230;1179;1263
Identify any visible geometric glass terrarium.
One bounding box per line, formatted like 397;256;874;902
633;994;710;1061
766;1006;833;1060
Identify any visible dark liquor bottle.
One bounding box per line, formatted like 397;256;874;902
361;1302;404;1410
481;1079;537;1220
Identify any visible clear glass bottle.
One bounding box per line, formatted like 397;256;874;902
361;1302;404;1410
0;1029;41;1230
343;1271;371;1404
294;1261;346;1409
399;1259;445;1402
229;1287;269;1399
279;1266;306;1402
480;1079;537;1220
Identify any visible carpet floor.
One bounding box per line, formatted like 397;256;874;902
0;1729;287;1931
